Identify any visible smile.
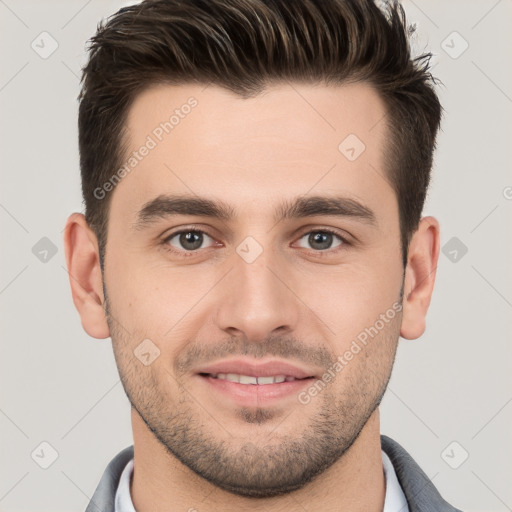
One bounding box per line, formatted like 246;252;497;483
202;373;308;384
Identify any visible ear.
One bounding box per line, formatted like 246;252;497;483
63;213;110;339
400;216;440;340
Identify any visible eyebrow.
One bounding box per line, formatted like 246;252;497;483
132;193;377;231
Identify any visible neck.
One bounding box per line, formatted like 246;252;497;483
130;408;386;512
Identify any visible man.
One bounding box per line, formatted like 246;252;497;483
63;0;462;510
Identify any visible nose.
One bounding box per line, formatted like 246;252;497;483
214;247;300;342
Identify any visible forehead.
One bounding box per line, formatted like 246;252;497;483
112;81;393;223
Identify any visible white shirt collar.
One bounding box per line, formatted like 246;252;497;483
115;450;409;512
114;457;136;512
382;449;410;512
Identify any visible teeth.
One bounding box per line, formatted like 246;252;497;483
211;373;296;385
239;375;257;384
257;376;276;385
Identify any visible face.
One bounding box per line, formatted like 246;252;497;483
102;82;404;497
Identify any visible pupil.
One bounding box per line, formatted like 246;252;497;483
309;232;332;250
180;231;202;250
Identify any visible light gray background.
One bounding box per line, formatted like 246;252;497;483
1;1;511;511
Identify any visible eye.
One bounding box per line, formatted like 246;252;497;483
164;229;216;253
161;226;349;257
295;229;346;251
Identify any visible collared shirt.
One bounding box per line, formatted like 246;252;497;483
114;450;409;512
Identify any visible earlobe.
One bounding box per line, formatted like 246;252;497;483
63;213;110;339
400;216;440;340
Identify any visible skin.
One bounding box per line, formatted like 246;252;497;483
64;82;440;512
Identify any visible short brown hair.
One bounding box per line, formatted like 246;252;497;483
78;0;442;269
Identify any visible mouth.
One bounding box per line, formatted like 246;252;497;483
193;358;319;405
196;372;315;406
199;372;314;385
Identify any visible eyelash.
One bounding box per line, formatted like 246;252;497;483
161;226;350;257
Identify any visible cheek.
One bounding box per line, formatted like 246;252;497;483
106;255;178;321
327;305;401;390
300;258;402;344
105;258;221;355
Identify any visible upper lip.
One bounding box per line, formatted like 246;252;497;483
196;358;317;379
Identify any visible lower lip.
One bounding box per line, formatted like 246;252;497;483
198;374;314;406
